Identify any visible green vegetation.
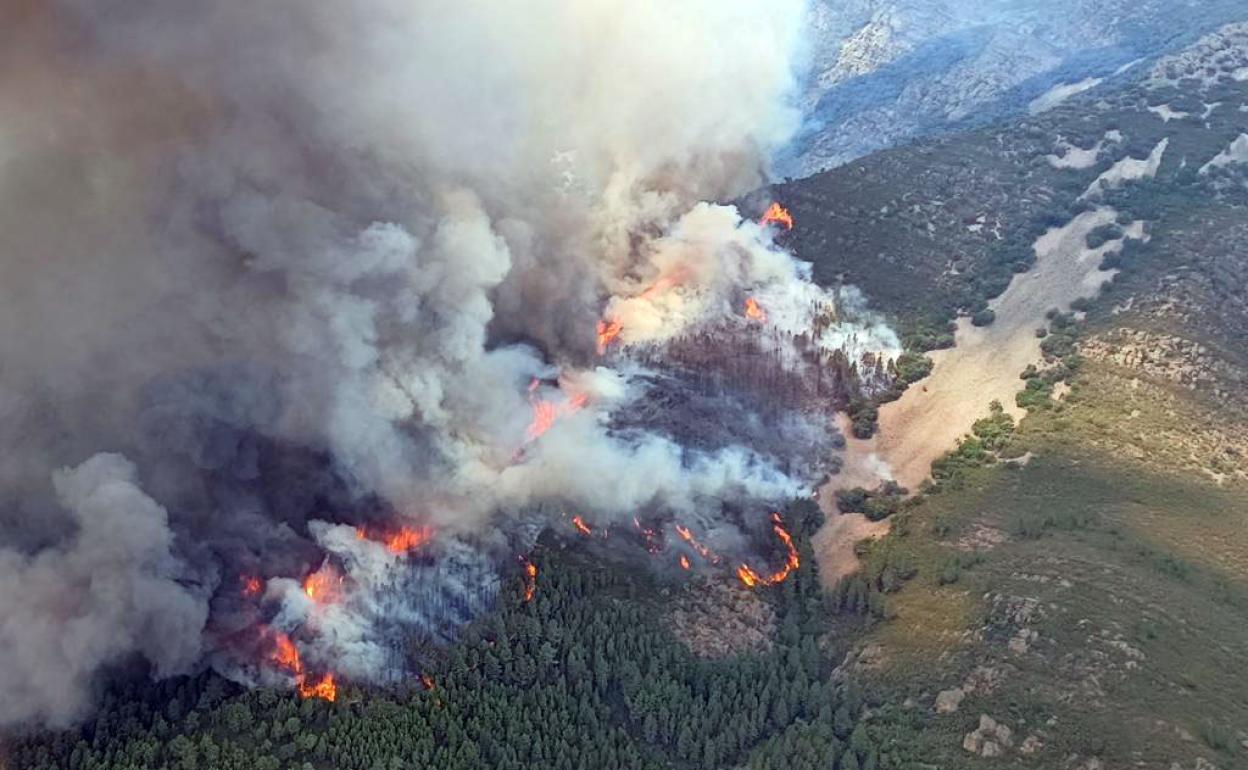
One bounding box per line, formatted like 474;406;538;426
9;501;929;770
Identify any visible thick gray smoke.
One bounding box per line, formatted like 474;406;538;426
0;454;208;727
0;0;898;726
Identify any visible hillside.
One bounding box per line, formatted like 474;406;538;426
784;0;1248;177
791;22;1248;769
8;21;1248;770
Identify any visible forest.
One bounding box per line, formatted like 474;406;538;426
8;500;929;770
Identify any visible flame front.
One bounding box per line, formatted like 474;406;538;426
302;564;342;603
299;673;337;702
744;297;766;322
571;515;593;536
521;559;538;602
267;630;337;701
674;523;722;564
596;318;624;355
522;379;590;446
356;525;435;555
736;513;800;588
759;202;794;230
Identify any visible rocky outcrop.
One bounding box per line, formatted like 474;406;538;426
963;714;1014;757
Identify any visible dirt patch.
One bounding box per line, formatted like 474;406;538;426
827;207;1132;493
810;510;890;589
813;208;1138;581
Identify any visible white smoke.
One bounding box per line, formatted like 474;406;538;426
0;0;900;724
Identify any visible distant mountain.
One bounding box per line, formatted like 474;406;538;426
777;0;1248;178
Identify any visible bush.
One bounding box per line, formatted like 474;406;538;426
971;401;1015;451
1085;223;1124;250
894;352;934;385
971;309;996;327
1017;377;1054;410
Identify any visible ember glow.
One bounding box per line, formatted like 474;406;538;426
240;574;263;598
355;525;435;555
634;517;663;554
679;555;691;570
736;513;800;588
571;516;593;536
521;559;538;603
744;297;767;322
759;202;794;230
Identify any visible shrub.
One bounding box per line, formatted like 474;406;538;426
971;309;996;327
1085;223;1124;249
894;352;934;384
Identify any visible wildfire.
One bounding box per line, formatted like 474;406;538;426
267;630;337;701
302;563;342;603
596;318;624;355
571;515;593;536
674;523;721;564
521;558;538;602
735;513;801;588
759;202;794;230
633;517;663;554
355;524;435;555
679;554;691;570
744;297;766;322
299;673;337;702
420;673;436;691
523;381;589;445
240;574;263;598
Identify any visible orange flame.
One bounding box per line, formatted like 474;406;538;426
302;564;342;603
523;380;590;445
521;559;538;602
760;202;794;230
634;517;663;554
299;673;337;702
744;297;766;322
240;574;263;598
267;630;336;701
674;523;722;564
736;513;801;588
679;554;691;570
356;525;435;555
271;632;302;674
596;318;624;355
571;515;593;536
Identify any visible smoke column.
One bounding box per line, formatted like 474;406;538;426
0;0;897;725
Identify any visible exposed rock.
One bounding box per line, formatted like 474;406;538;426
963;665;1007;695
832;642;889;682
1020;734;1044;754
963;714;1014;757
1009;627;1039;655
935;687;965;714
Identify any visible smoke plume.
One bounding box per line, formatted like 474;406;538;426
0;0;898;725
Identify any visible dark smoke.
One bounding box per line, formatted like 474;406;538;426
0;0;898;726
